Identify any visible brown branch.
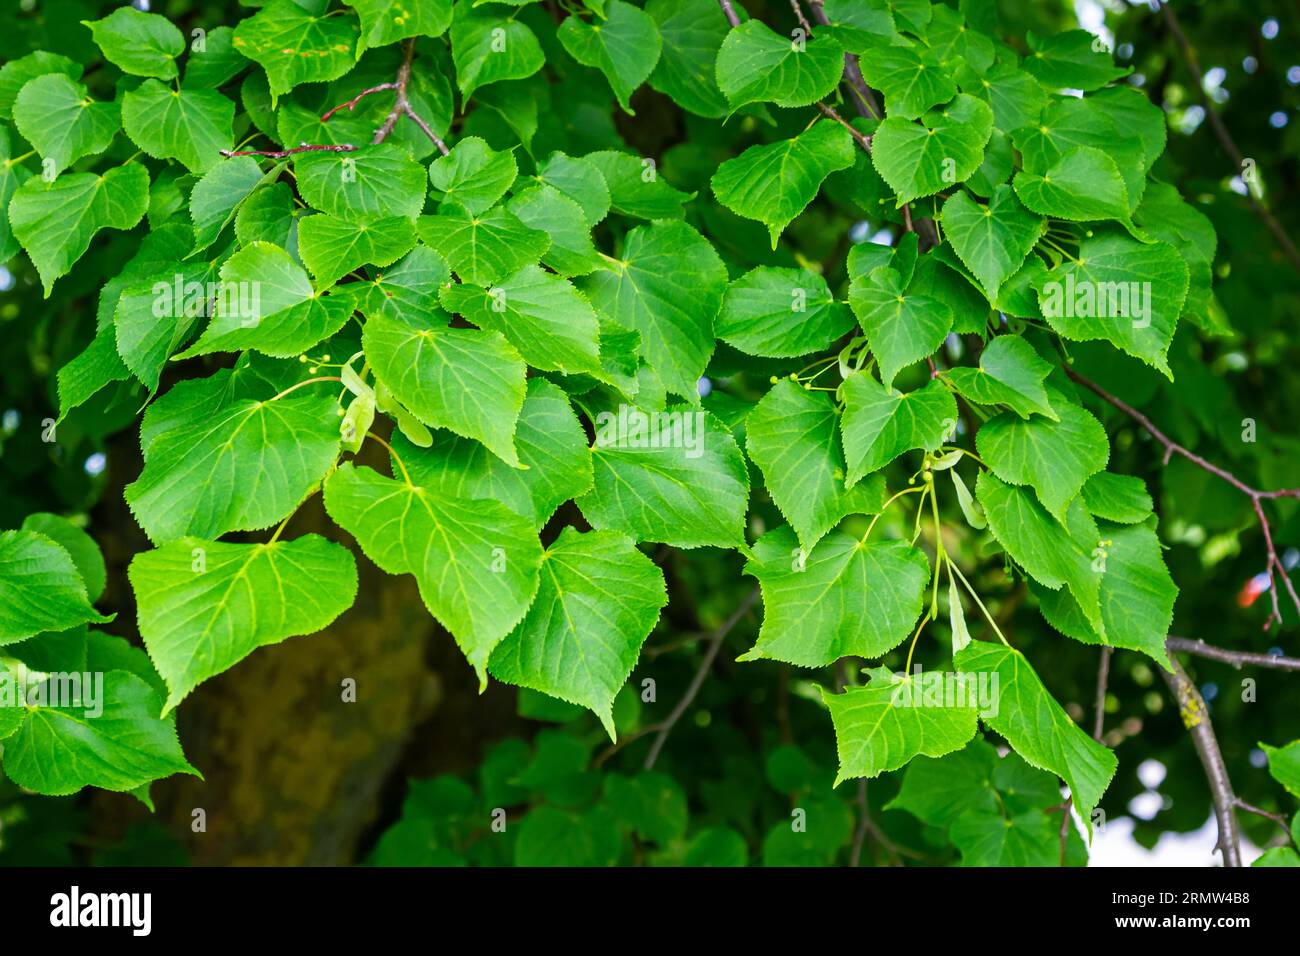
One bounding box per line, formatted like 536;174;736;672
1166;636;1300;672
321;82;399;122
220;144;358;158
643;586;760;770
1066;366;1300;630
807;0;881;119
1160;1;1300;272
1159;654;1242;866
815;101;871;152
789;0;813;35
1234;798;1292;832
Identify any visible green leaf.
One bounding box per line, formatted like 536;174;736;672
183;25;249;90
856;42;955;120
580;407;749;548
1022;29;1128;91
363;311;527;467
397;377;592;527
232;0;359;98
965;63;1046;133
822;667;979;785
347;0;453;53
536;150;611;223
950;807;1059;866
1261;740;1300;798
355;244;450;324
848;265;953;388
0;530;109;644
20;514;106;602
84;7;184;80
578;220;726;401
975;470;1104;634
558;0;661;114
0;127;29;261
1012;146;1130;226
741;526;929;667
1035;232;1190;376
646;0;730;118
323;462;543;686
428;135;517;215
295;144;427;222
121;81;234;175
603;771;688;844
0;50;80;121
715;266;854;358
946;335;1056;420
839;373;957;486
124;372;341;543
871;94;993;205
178;241;355;358
1134;182;1217;329
9;163;149;297
12;74;119;177
940;185;1044;300
507;184;603;277
954;640;1117;819
450;4;545;101
440;264;602;375
746;380;886;551
130;535;358;712
0;664;195;796
585;150;693;220
1081;472;1153;523
715;20;844;110
416;204;551;286
711;121;856;247
57;326;132;420
189;156;266;254
489;528;667;739
977;388;1109;521
1033;520;1176;668
299;213;418;289
887;738;999;826
514;805;622;866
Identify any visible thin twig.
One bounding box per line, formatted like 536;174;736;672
325;38;450;155
321;82;399;122
789;0;813;35
220;144;357;158
643;587;761;770
807;0;881;118
1166;636;1300;672
816;101;871;152
1066;366;1300;630
1159;654;1243;866
717;0;741;28
1160;1;1300;272
1234;798;1292;831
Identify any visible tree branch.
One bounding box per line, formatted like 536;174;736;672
717;0;741;28
219;144;358;158
643;587;760;770
1066;366;1300;630
1159;654;1243;866
1160;1;1300;273
324;38;451;155
1166;636;1300;672
807;0;881;119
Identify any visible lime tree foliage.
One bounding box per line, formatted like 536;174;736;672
1;0;1298;867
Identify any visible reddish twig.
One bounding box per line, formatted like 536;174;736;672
815;101;872;152
717;0;741;27
790;0;813;35
220;144;358;158
321;82;398;122
1066;366;1300;630
326;38;450;155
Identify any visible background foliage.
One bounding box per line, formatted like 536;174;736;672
0;0;1298;867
